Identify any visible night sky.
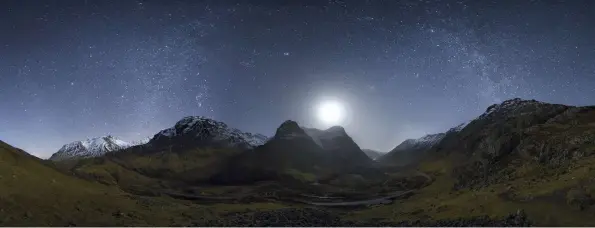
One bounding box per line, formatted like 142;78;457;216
1;0;594;158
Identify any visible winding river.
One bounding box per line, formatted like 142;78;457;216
297;190;413;207
164;190;413;207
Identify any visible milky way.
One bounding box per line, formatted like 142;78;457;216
1;0;594;157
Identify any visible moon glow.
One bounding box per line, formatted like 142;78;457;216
316;100;346;126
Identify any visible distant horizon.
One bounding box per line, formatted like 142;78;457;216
7;110;453;159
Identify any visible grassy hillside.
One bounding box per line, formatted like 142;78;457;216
54;145;243;189
350;154;595;226
0;140;292;226
1;140;154;225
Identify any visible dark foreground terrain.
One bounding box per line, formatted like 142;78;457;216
3;98;595;226
203;208;531;227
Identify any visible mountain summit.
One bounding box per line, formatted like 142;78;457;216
150;116;268;150
49;135;132;161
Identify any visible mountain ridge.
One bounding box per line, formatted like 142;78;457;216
150;116;269;150
378;98;563;166
49;135;133;161
210;120;377;184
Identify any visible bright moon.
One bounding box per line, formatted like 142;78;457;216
316;100;346;125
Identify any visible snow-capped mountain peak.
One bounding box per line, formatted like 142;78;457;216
151;116;268;149
449;120;471;133
442;99;547;135
49;135;132;161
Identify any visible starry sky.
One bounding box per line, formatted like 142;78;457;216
1;0;594;158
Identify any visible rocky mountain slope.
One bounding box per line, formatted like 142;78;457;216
149;116;268;150
49;136;132;161
395;133;446;151
380;98;591;174
378;133;445;166
303;126;374;166
378;119;473;166
426;98;577;188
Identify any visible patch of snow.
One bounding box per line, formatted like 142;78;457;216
444;99;545;135
412;133;444;144
392;133;445;152
112;138;133;148
158;128;177;137
241;132;269;146
131;136;152;146
450;120;471;133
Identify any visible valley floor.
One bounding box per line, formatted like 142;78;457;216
0;154;590;227
0;156;534;227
